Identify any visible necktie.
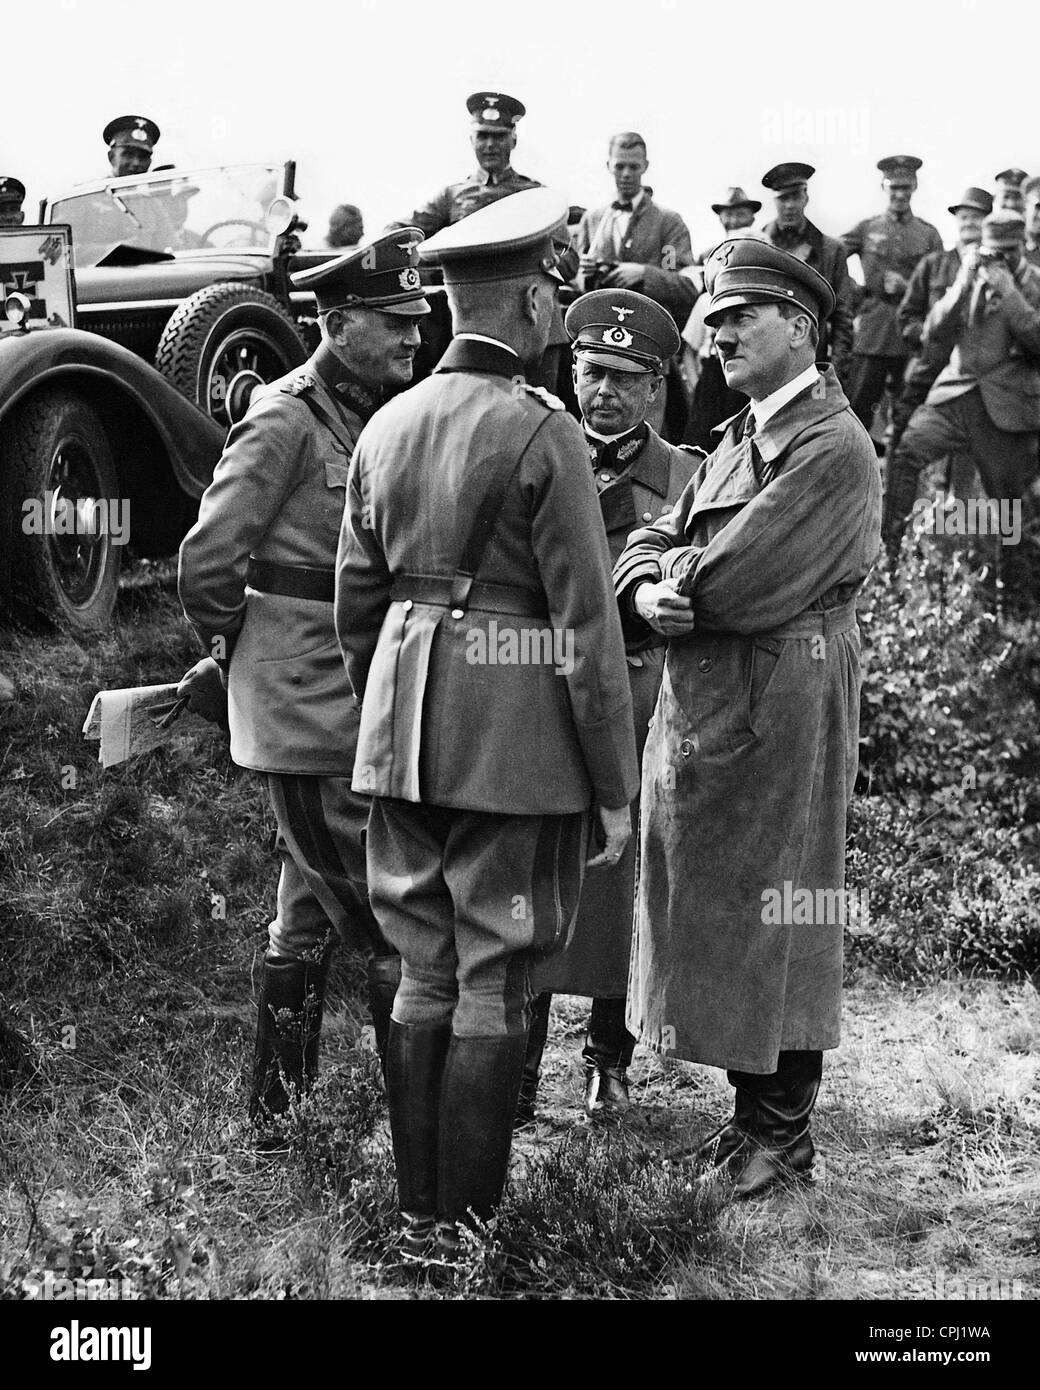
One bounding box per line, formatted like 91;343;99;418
743;411;763;485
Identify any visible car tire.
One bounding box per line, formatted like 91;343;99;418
2;388;122;636
155;283;307;427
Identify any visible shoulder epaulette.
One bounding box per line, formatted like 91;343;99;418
522;383;565;411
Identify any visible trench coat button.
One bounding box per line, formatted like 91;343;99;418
401;599;413;612
642;511;653;521
680;737;694;756
451;607;464;620
290;674;302;685
698;657;713;673
600;472;612;482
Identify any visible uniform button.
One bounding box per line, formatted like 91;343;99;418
290;674;302;685
451;608;464;620
660;506;670;515
600;472;612;483
642;511;653;521
680;737;694;756
401;599;413;612
698;657;713;673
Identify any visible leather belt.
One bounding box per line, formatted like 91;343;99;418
390;574;549;619
246;558;335;603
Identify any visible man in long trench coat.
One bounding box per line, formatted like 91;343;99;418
522;289;701;1122
613;239;881;1198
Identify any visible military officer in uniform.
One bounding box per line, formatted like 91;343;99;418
760;163;854;376
104;116;160;177
335;190;639;1258
177;232;431;1137
392;91;574;393
887;186;992;461
614;240;880;1198
521;291;701;1124
0;177;26;227
994;168;1028;215
841;155;943;440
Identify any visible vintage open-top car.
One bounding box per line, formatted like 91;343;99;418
0;161;335;635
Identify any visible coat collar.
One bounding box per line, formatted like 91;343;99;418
435;335;524;380
627;426;677;497
311;342;383;423
698;366;849;510
763;217;825;257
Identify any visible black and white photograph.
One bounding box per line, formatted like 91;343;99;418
0;0;1036;1351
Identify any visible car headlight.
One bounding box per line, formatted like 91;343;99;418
5;292;31;326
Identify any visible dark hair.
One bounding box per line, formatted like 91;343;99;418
776;299;820;349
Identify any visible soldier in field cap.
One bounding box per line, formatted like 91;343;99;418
760;162;854;375
103;115;160;177
994;168;1028;214
842;155;943;442
519;291;701;1124
336;188;638;1263
613;236;880;1199
1024;176;1040;268
0;177;26;227
177;230;431;1146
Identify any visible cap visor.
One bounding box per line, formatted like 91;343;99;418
705;290;818;328
374;295;431;316
574;348;656;373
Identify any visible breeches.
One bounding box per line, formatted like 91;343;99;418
264;773;390;962
894;389;1039;499
366;797;588;1038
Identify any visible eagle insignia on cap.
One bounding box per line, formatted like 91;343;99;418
713;242;735;266
398;268;421;291
611;306;635;321
603;327;634;347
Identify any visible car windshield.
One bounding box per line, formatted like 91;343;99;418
49;164;285;267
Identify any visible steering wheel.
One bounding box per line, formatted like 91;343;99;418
199;219;267;246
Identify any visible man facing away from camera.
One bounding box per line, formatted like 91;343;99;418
335;190;638;1260
613;238;881;1199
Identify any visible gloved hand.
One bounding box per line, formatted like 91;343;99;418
176;657;229;730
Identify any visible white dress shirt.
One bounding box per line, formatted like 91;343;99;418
750;362;822;430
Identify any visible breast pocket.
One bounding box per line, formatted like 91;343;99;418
324;456;351;491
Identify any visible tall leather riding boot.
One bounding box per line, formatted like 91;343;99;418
729;1050;822;1199
583;996;636;1115
366;954;401;1077
437;1033;528;1239
514;991;552;1128
386;1019;452;1254
881;450;923;559
248;954;329;1123
694;1081;758;1172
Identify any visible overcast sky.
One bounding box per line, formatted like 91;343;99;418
9;0;1031;255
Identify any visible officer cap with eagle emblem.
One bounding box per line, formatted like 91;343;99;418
566;289;680;374
703;237;835;328
290;228;431;314
419;187;569;284
103;115;160;152
466;91;526;132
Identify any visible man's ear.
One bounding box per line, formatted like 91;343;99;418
647;372;664;402
520;280;540;324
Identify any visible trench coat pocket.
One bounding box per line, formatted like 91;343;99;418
740;637;784;744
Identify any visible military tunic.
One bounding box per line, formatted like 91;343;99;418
613;367;881;1072
178;343;388;960
335;336;640;1036
533;426;700;997
841;211;943;358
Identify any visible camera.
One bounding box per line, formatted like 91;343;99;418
977;247;1011;265
585;260;617;290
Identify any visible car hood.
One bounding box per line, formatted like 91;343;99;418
75;251;273;305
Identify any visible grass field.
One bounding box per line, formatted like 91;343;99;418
1;567;1038;1301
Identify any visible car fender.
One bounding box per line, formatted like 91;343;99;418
0;327;225;499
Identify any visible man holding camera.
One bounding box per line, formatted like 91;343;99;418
574;133;697;436
882;209;1040;566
